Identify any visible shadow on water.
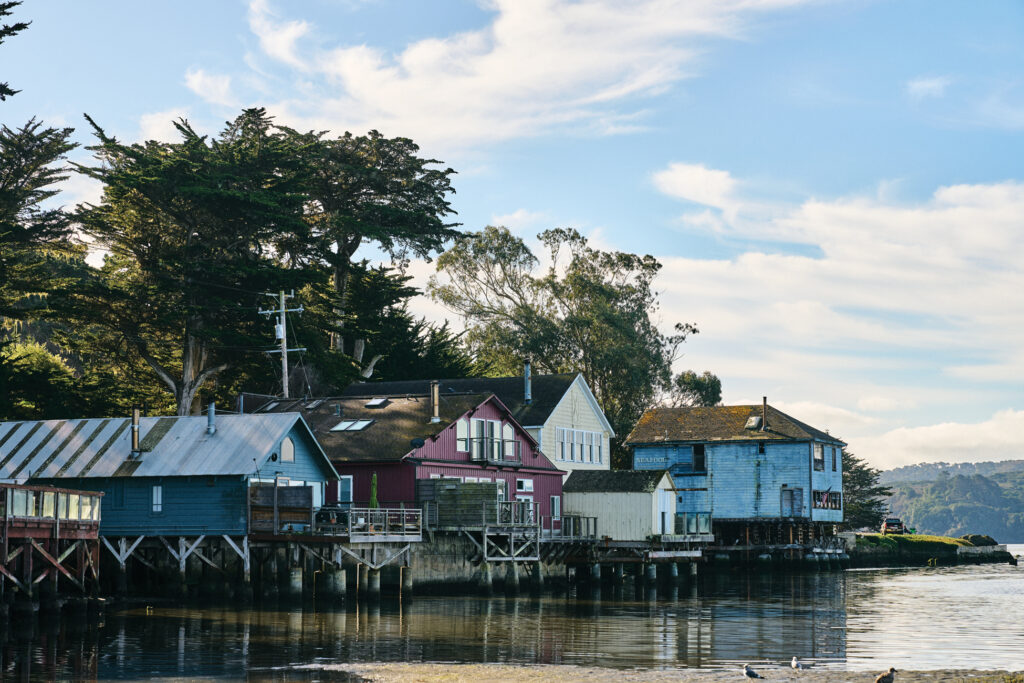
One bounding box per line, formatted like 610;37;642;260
1;563;1021;679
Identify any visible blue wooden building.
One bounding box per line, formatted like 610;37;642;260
626;398;845;546
0;410;336;537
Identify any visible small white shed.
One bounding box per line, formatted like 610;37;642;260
563;470;675;541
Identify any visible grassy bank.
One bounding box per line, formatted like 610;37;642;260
856;533;971;552
850;532;1011;567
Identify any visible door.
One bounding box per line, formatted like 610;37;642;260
781;488;794;517
657;490;675;534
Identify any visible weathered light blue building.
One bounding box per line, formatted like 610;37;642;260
0;410;336;537
626;399;845;545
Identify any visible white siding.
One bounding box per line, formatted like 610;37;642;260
539;378;611;473
564;491;658;541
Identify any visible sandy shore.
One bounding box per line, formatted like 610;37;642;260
323;662;1023;682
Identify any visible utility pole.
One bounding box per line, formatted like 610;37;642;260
259;290;305;398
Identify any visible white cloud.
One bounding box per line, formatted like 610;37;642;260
906;75;951;100
185;68;238;108
856;409;1024;468
137;107;191;142
652;162;738;213
858;396;915;413
490;208;548;233
229;0;815;149
248;0;310;70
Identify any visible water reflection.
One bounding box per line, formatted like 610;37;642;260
1;564;1022;680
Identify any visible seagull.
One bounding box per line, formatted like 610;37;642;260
791;656;804;671
875;667;897;683
743;663;765;679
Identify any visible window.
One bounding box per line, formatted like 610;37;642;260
813;490;842;510
57;493;67;520
831;447;837;471
693;444;706;472
502;423;516;459
68;493;80;520
456;418;469;452
330;419;373;432
364;397;388;408
813;443;825;471
488;420;502;460
758;442;765;455
281;437;295;462
81;495;94;522
554;429;602;464
429;473;442;479
516;479;533;493
42;492;55;518
306;399;325;409
152;485;163;513
550;495;561;519
595;435;603;464
556;428;566;460
337;476;353;505
470;418;486;460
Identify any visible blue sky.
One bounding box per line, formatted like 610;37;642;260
4;0;1024;467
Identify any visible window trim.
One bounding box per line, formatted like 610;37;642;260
152;485;163;514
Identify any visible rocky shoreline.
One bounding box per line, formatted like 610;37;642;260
317;662;1024;682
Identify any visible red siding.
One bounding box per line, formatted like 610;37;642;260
327;397;564;517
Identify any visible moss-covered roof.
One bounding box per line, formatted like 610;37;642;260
625;404;845;446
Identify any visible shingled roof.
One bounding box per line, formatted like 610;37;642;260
563;469;671;493
338;374;581;429
252;393;538;463
625;404;845;446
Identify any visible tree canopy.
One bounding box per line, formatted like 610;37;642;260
0;1;29;101
430;225;700;464
840;450;893;531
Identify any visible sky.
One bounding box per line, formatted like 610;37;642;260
3;0;1024;469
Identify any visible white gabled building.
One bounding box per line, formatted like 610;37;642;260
562;470;677;541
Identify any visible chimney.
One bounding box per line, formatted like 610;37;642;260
524;358;532;405
207;402;217;435
761;396;767;432
130;407;141;455
430;380;441;423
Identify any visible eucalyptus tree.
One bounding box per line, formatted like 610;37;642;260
429;225;701;461
0;1;29;100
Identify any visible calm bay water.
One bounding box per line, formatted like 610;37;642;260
2;560;1022;680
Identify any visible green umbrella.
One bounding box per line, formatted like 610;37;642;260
369;472;378;509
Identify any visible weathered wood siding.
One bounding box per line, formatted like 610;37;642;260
563;490;660;541
539;377;611;473
634;439;844;523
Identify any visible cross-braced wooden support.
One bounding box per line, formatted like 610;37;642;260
0;536;100;597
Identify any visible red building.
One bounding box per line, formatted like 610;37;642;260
246;388;565;523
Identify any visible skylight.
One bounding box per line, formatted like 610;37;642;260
306;399;325;409
364;397;389;408
745;416;762;430
260;402;280;412
331;419;374;432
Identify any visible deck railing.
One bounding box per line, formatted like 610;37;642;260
466;437;522;465
314;507;423;539
542;514;598;539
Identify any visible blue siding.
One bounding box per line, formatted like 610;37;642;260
31;422;335;536
634;439;844;522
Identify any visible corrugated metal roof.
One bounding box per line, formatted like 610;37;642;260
0;413;328;481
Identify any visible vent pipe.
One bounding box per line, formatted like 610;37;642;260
761;396;767;432
130;407;140;455
334;404;341;416
207;402;216;435
430;380;441;423
524;358;532;405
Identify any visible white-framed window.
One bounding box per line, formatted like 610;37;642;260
471;418;486;460
596;434;603;464
516;478;533;493
488;420;501;460
502;423;516;458
456;418;469;452
330;419;373;432
556;428;566;460
429;473;442;479
550;495;561;519
337;475;353;504
152;485;163;513
281;437;295;462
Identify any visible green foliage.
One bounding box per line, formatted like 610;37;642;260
0;1;29;100
0;119;77;315
0;341;82;419
56;109;311;415
840;450;893;531
856;532;971;552
961;534;997;546
888;473;1024;542
668;370;721;407
430;226;700;465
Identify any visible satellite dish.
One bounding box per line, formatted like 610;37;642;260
410;438;426;449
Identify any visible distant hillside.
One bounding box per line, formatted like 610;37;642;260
880;459;1024;485
883;467;1024;543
